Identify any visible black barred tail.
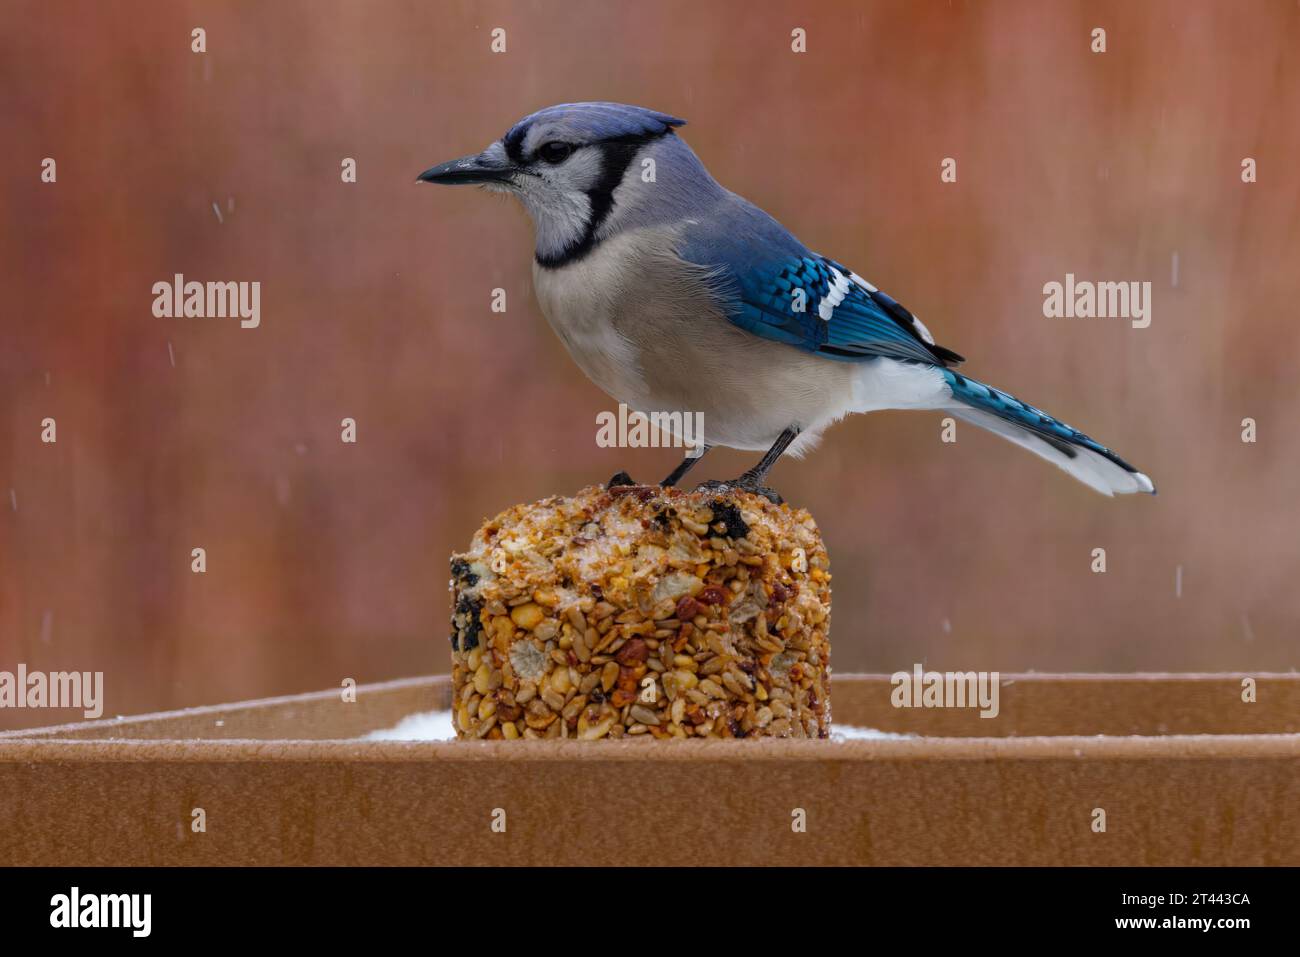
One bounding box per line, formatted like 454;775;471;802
942;370;1155;496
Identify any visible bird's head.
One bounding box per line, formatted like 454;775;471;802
418;102;688;267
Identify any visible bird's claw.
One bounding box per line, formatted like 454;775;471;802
695;477;784;505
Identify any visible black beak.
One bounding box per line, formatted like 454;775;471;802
416;152;514;186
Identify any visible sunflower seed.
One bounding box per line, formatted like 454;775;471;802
629;704;660;726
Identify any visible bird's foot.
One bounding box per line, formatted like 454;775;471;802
695;476;784;506
606;471;638;489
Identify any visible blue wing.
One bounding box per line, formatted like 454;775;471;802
678;200;963;367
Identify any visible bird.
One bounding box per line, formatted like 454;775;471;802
418;102;1155;502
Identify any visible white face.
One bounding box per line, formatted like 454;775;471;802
479;122;647;266
501;144;605;261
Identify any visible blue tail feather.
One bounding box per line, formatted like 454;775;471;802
942;369;1154;494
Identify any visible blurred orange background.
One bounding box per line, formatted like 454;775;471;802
3;0;1298;729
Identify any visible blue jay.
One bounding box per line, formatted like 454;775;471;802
419;102;1155;501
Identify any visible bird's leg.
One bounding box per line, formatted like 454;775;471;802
732;426;800;502
697;426;801;505
660;445;713;487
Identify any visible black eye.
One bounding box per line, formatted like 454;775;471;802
537;141;574;164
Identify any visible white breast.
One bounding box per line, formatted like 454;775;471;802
532;232;651;407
